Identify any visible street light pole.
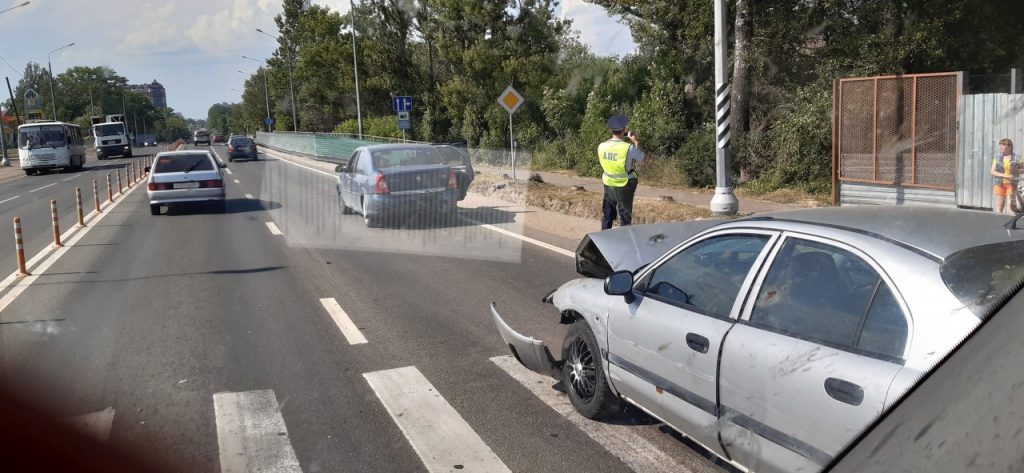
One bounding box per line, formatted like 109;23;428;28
240;64;273;132
710;0;738;216
0;1;30;16
349;0;363;139
256;28;298;132
47;42;75;121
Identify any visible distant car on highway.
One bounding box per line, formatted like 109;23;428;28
491;207;1023;473
193;130;210;146
212;134;225;144
146;150;227;215
227;136;258;161
335;144;464;227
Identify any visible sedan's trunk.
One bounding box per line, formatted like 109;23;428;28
381;165;450;193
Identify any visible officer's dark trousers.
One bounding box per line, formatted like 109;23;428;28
601;178;638;230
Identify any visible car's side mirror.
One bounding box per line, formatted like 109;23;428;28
604;270;635;303
219;162;227;168
335;164;349;173
144;166;150;173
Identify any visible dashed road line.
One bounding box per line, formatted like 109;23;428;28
244;193;254;199
491;355;695;473
62;174;82;182
213;390;302;473
0;195;19;205
265;222;283;235
232;179;240;184
224;168;233;175
29;183;56;192
364;366;512;473
318;297;368;345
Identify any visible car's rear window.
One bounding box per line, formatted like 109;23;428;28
941;240;1024;318
231;138;253;145
371;148;444;168
153;154;215;173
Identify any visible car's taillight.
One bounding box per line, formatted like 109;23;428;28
148;182;171;191
227;145;234;151
448;169;457;189
205;179;223;188
147;182;158;191
374;172;389;194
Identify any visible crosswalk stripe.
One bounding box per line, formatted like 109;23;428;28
490;355;695;473
265;222;283;235
213;390;302;473
364;366;512;473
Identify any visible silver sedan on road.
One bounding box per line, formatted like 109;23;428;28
492;206;1024;473
146;151;227;215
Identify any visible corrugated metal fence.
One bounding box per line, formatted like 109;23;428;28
957;94;1024;209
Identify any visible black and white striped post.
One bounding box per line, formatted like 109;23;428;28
711;0;739;216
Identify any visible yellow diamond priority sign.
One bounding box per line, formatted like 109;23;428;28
497;85;524;114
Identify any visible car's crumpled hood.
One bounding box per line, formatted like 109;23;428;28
575;220;723;277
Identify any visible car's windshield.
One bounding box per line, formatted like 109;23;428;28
94;123;124;137
18;125;65;149
2;2;1022;472
153;154;213;173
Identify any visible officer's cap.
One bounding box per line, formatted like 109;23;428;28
606;114;628;131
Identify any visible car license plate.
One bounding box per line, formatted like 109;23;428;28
173;182;200;189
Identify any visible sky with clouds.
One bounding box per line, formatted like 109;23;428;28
0;0;634;120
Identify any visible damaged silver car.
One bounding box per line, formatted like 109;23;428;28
492;206;1024;473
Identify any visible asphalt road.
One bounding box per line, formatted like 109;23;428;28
0;143;728;473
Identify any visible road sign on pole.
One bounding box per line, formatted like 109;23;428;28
392;96;413;113
496;86;524;180
396;111;411;130
265;117;275;127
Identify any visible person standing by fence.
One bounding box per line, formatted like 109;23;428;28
991;138;1020;214
598;114;647;230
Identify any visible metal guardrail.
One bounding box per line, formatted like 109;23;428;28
254;131;427;163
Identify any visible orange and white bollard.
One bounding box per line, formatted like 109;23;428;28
50;200;62;248
93;179;101;213
13;217;29;276
127;164;133;188
117;169;123;195
75;187;85;227
107;174;113;203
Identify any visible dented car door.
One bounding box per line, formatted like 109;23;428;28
607;231;776;458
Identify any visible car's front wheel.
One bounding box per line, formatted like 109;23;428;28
563;321;620;419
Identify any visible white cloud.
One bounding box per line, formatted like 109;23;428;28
557;0;636;57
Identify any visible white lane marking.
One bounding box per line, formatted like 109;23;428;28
318;297;368;345
67;407;115;443
0;195;19;205
0;179;141;313
262;151;335;177
261;149;576;258
62;174;82;182
29;183;56;192
224;168;233;175
265;222;283;235
364;366;512;473
461;217;574;258
213;390;302;473
491;356;694;473
244;193;254;199
232;179;240;184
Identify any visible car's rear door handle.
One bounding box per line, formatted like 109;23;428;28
824;377;864;406
685;333;709;354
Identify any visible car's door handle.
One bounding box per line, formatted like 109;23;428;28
824;377;864;406
685;333;709;354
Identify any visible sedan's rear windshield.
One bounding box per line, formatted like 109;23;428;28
371;148;444;168
153;154;215;173
941;240;1024;318
230;138;253;145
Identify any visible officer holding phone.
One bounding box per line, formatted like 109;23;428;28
598;114;647;230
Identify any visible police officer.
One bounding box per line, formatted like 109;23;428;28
598;114;646;230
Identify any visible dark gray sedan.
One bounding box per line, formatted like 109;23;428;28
227;136;258;161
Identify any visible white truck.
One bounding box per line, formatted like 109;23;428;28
91;114;132;159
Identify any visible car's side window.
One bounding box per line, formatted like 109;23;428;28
346;152;359;173
749;238;908;359
644;234;769;317
355;152;371;174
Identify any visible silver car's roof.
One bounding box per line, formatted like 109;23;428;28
742;206;1021;260
357;143;439;152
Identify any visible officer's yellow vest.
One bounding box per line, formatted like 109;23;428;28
598;140;633;187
